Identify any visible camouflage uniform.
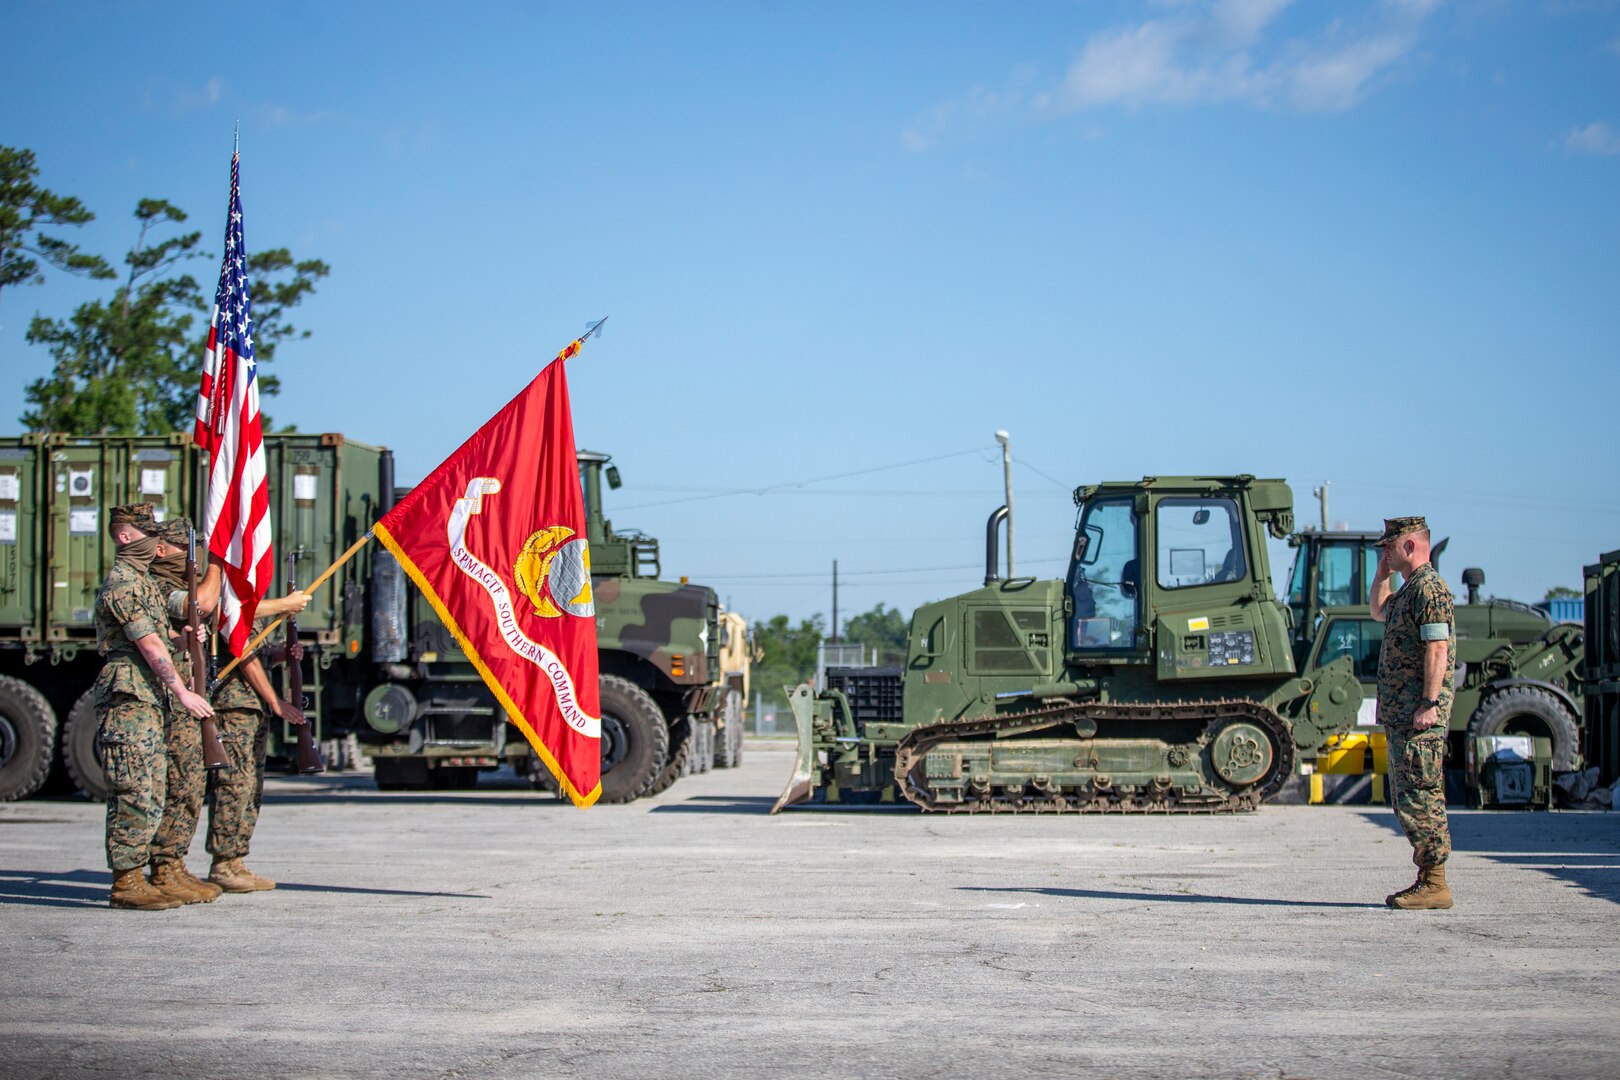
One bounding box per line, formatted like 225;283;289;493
94;530;170;873
149;518;206;869
207;621;273;861
1377;560;1455;868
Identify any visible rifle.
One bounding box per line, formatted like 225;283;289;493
188;528;231;771
286;552;325;774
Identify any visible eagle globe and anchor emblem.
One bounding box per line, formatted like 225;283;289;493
513;525;594;618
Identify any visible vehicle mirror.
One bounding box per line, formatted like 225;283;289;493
1080;525;1103;565
605;465;622;490
1193;507;1210;525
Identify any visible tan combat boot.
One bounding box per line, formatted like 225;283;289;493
109;868;183;910
229;858;275;891
1387;864;1453;910
210;857;274;893
149;860;219;904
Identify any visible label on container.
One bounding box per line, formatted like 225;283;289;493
294;474;319;501
69;508;98;535
0;474;18;501
0;510;14;543
1356;699;1379;727
140;468;167;495
69;469;94;498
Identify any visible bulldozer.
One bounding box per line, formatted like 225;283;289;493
773;476;1364;813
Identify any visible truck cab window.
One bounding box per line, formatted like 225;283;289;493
1068;497;1140;650
1156;497;1246;589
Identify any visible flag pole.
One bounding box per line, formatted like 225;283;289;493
213;532;374;683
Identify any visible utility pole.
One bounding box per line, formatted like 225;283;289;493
995;429;1014;576
831;559;839;644
1311;480;1330;532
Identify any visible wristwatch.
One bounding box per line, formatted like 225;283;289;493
1419;697;1440;709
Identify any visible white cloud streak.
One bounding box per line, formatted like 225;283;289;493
903;0;1444;150
1566;121;1620;155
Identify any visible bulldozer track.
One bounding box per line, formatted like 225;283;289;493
891;698;1296;814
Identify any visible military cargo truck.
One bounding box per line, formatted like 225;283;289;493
1582;549;1620;786
0;432;389;801
0;435;743;804
363;450;738;801
1285;529;1584;772
774;476;1365;813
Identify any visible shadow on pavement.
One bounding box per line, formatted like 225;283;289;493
958;885;1382;910
1363;809;1620;904
0;867;490;908
648;795;778;814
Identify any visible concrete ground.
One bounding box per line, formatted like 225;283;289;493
2;745;1617;1080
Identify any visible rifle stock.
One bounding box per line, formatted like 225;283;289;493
286;554;325;775
188;530;231;772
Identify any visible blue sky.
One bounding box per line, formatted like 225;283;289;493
3;0;1617;627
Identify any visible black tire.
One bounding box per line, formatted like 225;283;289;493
62;689;108;802
374;757;430;790
1468;686;1581;772
428;766;480;790
0;675;57;802
714;690;743;768
597;675;669;804
641;715;691;798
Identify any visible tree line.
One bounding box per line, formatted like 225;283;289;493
749;602;908;716
1;144;324;434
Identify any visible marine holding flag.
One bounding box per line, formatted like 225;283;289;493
374;341;602;806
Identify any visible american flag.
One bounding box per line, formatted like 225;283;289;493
193;150;273;656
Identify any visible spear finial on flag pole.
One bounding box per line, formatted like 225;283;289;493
555;316;608;364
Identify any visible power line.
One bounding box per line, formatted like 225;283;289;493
689;556;1067;581
613;446;995;510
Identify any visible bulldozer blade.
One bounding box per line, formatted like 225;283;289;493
771;684;818;813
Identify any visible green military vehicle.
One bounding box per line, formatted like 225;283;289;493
0;435;741;805
1285;529;1584;772
361;450;738;801
0;432;390;802
774;476;1365;813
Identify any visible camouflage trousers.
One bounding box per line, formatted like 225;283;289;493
1388;723;1452;867
98;695;168;872
207;708;268;860
150;708;206;866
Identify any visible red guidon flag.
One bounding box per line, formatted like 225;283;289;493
373;342;601;806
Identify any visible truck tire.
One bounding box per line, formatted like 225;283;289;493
714;690;743;768
62;690;109;801
374;757;430;790
641;715;691;798
597;675;669;804
1468;686;1581;773
0;676;57;802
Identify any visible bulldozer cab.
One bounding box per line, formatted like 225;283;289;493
1065;477;1297;680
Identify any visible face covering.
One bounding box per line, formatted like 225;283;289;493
116;534;160;573
151;549;188;592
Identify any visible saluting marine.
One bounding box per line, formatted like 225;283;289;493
146;516;310;900
94;504;216;911
1369;515;1456;911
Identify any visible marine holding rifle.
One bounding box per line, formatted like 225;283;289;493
146;516;310;901
94;504;216;911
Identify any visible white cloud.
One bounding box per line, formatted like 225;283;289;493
253;103;340;129
906;0;1444;149
1566;121;1620;155
175;75;225;113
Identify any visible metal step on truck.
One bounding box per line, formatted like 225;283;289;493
0;434;745;804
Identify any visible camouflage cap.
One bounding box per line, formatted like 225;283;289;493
1374;516;1428;547
152;515;194;545
107;503;156;533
